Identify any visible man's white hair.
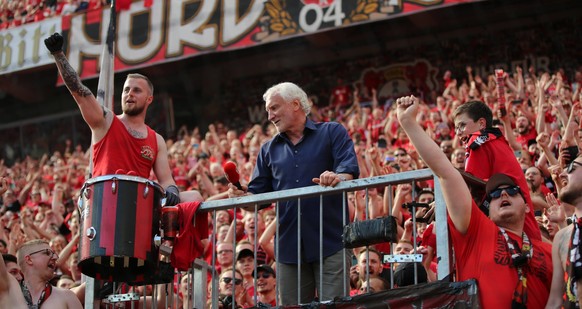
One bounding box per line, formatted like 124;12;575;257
263;82;312;115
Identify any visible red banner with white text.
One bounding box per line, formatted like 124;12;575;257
0;0;483;79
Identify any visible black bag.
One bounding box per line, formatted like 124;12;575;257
342;216;398;249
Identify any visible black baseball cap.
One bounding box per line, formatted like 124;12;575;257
236;248;254;261
252;264;276;278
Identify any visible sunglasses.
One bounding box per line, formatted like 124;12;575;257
221;277;242;285
567;161;582;174
256;272;273;279
488;186;521;200
27;248;57;258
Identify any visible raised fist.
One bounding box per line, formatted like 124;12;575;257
44;32;64;54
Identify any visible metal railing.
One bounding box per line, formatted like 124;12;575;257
198;168;449;308
88;168;450;308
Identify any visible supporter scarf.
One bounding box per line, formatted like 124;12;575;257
465;127;503;157
499;227;531;309
21;281;52;309
566;216;582;308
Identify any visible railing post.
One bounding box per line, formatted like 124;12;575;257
192;258;209;309
433;177;451;280
84;275;96;309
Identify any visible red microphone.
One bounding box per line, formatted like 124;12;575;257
224;161;243;190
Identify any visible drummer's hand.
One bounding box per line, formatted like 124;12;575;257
227;183;248;198
165;185;181;206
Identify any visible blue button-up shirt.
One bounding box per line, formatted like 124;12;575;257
248;118;359;263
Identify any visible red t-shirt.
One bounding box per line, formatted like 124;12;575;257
465;131;541;241
539;184;552;196
422;223;436;251
516;128;538;150
92;117;158;178
448;201;552;309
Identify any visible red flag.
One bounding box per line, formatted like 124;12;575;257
116;0;131;11
144;0;152;8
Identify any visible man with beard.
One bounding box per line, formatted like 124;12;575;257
17;240;82;308
44;33;202;205
453;100;541;241
351;248;384;293
524;166;552;214
546;157;582;308
515;115;538;150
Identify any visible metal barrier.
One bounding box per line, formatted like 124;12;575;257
197;168;450;308
85;168;450;308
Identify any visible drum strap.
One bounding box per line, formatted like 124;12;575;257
21;281;52;309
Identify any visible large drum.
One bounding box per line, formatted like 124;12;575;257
78;175;164;283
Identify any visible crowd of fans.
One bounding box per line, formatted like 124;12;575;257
0;0;110;30
1;64;582;307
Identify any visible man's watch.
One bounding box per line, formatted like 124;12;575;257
338;174;347;182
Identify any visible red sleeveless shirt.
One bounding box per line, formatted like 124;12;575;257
92;117;158;178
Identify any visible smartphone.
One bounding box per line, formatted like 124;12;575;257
511;99;523;105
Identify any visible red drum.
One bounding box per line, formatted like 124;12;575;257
78;175;164;283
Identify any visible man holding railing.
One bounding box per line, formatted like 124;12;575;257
396;95;552;309
228;82;359;305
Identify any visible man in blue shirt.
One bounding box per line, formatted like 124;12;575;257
228;82;359;305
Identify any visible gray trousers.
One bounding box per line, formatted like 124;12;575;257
278;249;350;306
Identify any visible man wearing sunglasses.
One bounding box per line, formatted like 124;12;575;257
16;239;82;308
546;158;582;308
397;95;552;309
217;267;247;308
254;264;277;306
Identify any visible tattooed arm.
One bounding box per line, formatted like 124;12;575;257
45;33;112;141
545;225;570;309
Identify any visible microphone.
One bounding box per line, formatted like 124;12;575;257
224;161;243;190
